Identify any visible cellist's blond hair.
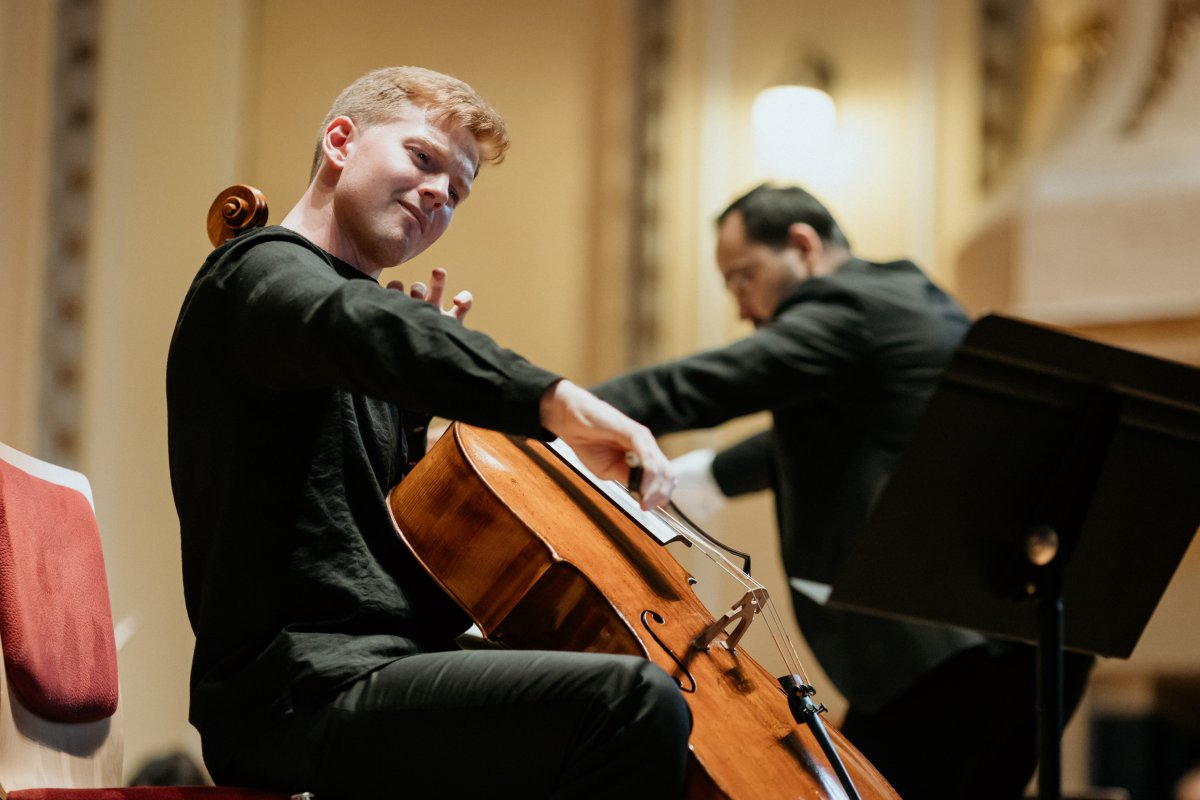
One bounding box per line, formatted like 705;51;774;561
309;66;509;180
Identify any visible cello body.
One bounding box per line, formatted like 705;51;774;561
387;423;902;799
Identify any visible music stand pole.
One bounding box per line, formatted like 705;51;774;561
1024;389;1118;800
1032;537;1064;800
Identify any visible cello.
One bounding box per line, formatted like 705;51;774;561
206;185;902;799
387;422;903;800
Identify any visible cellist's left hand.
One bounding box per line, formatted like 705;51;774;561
388;267;473;322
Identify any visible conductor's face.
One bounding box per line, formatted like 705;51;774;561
715;211;805;326
329;103;480;272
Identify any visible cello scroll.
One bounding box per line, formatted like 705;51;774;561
206;184;268;247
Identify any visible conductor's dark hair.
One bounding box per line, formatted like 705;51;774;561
717;184;851;250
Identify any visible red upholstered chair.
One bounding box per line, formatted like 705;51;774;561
0;442;307;800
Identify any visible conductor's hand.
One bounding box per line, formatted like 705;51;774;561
539;379;673;510
388;267;473;322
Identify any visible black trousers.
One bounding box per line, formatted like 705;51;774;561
840;642;1094;800
209;649;692;800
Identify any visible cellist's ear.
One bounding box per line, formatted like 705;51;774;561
321;116;356;173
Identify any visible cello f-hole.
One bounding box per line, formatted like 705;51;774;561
641;610;697;693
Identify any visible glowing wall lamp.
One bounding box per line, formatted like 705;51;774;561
752;53;837;177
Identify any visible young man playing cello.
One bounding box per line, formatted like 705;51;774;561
167;66;689;799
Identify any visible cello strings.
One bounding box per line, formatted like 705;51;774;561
650;505;810;686
545;436;812;687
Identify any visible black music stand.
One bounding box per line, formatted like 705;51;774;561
828;314;1200;800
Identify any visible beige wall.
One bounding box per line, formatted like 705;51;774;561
0;0;54;451
75;0;646;775
0;0;995;780
7;0;1196;791
244;0;638;380
83;0;260;773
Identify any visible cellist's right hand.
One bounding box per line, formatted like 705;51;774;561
539;379;674;510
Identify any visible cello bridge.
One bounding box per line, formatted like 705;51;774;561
692;588;769;654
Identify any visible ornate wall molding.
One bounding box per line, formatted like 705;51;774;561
627;0;670;367
979;0;1035;189
37;0;100;468
1122;0;1200;135
979;1;1115;188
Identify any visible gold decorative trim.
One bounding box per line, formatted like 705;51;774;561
979;0;1035;189
37;0;99;468
626;0;670;367
1122;0;1200;136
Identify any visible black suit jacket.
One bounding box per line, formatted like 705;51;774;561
594;257;984;710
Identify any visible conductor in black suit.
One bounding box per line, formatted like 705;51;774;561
593;183;1092;798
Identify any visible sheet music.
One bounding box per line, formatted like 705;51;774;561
546;438;679;545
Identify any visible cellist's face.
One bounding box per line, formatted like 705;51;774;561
325;104;479;273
